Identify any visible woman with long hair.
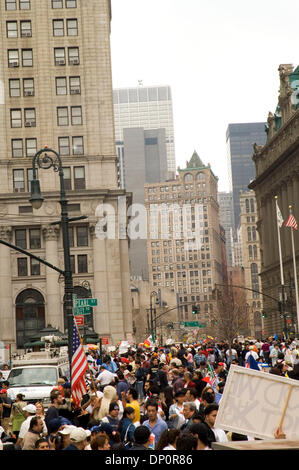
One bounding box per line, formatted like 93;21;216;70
155;428;180;450
117;406;135;449
92;385;118;421
10;393;27;439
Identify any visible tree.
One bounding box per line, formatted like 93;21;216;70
211;285;250;363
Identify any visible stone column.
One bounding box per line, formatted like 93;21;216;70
42;225;62;330
0;227;13;343
89;223;111;338
120;238;133;340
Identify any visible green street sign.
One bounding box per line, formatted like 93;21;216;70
75;298;98;307
183;321;207;328
74;306;92;315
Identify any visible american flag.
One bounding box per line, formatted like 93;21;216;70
71;319;88;408
285;213;298;230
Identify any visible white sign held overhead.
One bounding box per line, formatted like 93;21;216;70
215;365;299;440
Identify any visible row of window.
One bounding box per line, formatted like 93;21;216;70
6;18;79;38
11;136;84;158
5;0;30;9
13;166;85;193
9;76;80;97
5;0;77;9
10;106;83;128
7;47;80;67
15;225;89;250
17;253;87;277
148;183;206;193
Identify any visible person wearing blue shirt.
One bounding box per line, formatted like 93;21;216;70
143;399;167;448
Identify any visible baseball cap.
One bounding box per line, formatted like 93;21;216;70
70;427;88;443
98;423;113;436
23;404;36;414
59;425;77;436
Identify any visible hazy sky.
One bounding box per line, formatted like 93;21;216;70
110;0;299;191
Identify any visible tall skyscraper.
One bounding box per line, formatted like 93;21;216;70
113;85;176;179
218;191;234;266
145;152;225;327
0;0;132;349
226;123;267;230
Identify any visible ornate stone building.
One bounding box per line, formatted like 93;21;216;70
0;0;133;350
249;64;299;338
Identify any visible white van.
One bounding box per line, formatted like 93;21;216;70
7;351;70;408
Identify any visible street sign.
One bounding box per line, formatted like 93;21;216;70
74;315;84;326
75;298;98;307
183;321;207;328
101;337;110;345
74;306;92;315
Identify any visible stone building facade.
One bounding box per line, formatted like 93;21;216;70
249;64;299;338
144;152;226;333
0;0;133;350
239;190;263;337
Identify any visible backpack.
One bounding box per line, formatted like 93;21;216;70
123;423;134;450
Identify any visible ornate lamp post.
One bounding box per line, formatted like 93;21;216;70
29;147;74;372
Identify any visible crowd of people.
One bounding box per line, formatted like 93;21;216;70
0;336;299;451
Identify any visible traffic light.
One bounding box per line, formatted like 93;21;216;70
167;322;174;329
262;311;267;319
192;305;198;315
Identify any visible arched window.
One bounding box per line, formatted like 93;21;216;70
245;199;250;213
184;173;193;182
250;198;255;213
251;263;259;299
248;245;253;258
253;245;257;259
252;226;257;241
247;227;252;241
196;173;205;181
16;289;45;349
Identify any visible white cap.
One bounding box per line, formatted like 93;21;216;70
58;425;77;435
23;404;36;414
70;427;88;443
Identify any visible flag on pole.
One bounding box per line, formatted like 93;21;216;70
276;203;284;228
144;336;154;348
285;212;298;230
207;363;217;390
71;319;88;408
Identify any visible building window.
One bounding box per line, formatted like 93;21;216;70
17;258;28;276
15;229;27;248
67;19;78;36
6;0;17;10
11;109;22;128
30;258;40;276
76;226;88;246
57;107;69;126
24;108;36;127
68;47;79;65
13;169;25;192
56;77;67;95
71;106;82;125
7;21;18;38
58;137;70;155
74;166;85;190
23;78;34;96
53;19;64;36
20;21;32;37
29;228;41;249
54;48;66;65
66;0;77;7
25;138;37;157
15;289;45;349
22;49;33;67
72;136;83;155
70;255;75;273
63;167;71;190
12;139;23;158
77;254;88;273
8;50;19;67
69;76;80;94
27;168;35;192
52;0;63;7
19;0;30;9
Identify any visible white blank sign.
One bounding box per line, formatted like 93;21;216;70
215;365;299;440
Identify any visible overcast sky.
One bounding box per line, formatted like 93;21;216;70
110;0;299;191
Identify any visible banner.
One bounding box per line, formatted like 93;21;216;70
215;365;299;440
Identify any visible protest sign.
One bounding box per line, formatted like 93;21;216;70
215;365;299;440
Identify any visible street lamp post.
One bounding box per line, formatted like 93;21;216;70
150;291;158;341
30;147;74;373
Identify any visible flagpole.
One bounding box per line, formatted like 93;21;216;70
74;319;98;394
275;196;287;339
289;205;299;335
